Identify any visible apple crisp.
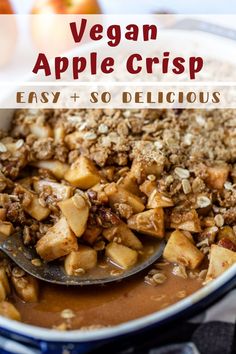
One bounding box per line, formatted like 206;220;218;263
0;108;236;324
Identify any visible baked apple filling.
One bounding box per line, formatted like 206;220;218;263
0;108;236;325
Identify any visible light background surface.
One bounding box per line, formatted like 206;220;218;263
10;0;236;14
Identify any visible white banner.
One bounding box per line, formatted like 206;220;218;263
1;15;236;108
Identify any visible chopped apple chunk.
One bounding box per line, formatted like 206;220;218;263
90;183;108;204
33;179;73;201
58;194;89;237
83;226;102;245
127;208;164;238
17;186;50;221
0;268;10;295
118;172;141;196
65;131;83;149
163;230;204;270
131;157;164;182
0;302;21;321
170;209;201;233
11;274;39;303
0;268;10;302
65;155;101;189
33;160;69;180
0;283;6;302
25;197;50;221
0;208;6;221
106;242;138;269
103;223;143;250
17;177;32;189
36;217;78;261
29;123;52;138
0;221;14;238
54;125;65;143
205;244;236;282
104;183;145;214
139;180;156;196
217;226;236;244
147;189;174;209
205;164;229;190
64;246;97;275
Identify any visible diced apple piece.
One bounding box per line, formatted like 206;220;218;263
197;226;218;245
0;302;21;321
0;208;6;221
163;230;204;270
17;177;32;189
170;209;201;233
0;268;10;295
106;242;138;269
29;123;52;138
33;160;69;180
206;244;236;282
36;217;78;261
65;131;83;149
118;172;141;196
54;125;65;143
18;186;50;221
58;194;89;237
103;223;143;250
11;274;39;303
65;156;101;189
217;238;236;252
33;179;73;201
90;184;108;204
131;157;164;182
127;208;164;238
104;183;145;214
64;246;97;275
101;166;115;182
205;164;229;190
139;180;156;196
2;139;25;155
0;222;14;238
217;226;236;244
147;189;174;209
0;283;6;302
83;226;102;245
3;142;18;154
26;197;50;221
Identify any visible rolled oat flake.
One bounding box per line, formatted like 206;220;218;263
214;214;224;227
182;179;191;194
61;309;75;320
197;195;211;208
0;142;7;152
224;181;233;190
174;167;190;179
84;132;97;140
15;139;24;149
98;124;108;134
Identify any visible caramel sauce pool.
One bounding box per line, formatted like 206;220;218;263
13;265;202;329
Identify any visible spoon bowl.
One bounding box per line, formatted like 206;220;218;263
0;232;165;285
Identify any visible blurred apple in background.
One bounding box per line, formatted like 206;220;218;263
0;0;17;68
0;0;14;14
31;0;101;57
32;0;101;15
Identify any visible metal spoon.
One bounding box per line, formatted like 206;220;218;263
0;233;165;286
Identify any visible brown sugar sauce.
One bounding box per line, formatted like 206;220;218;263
13;264;202;329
